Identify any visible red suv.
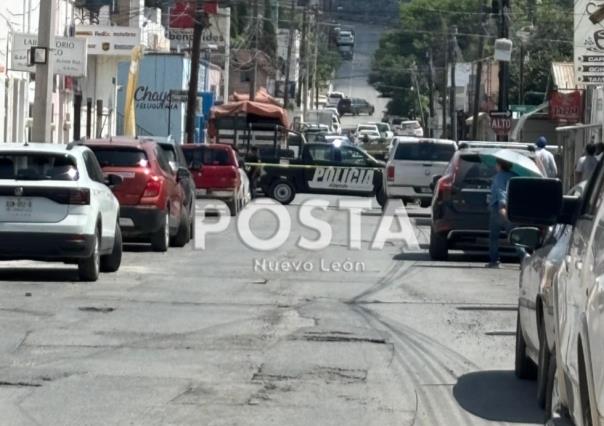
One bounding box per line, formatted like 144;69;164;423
85;138;191;251
182;144;248;216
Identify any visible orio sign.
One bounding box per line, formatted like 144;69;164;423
10;33;87;76
489;111;513;136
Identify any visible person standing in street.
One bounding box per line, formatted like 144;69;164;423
488;159;517;268
534;136;557;178
596;142;604;161
576;143;598;183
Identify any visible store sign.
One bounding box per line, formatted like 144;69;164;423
575;0;604;84
169;1;219;28
549;90;584;123
75;25;140;56
489;110;513;135
10;33;87;77
166;11;229;48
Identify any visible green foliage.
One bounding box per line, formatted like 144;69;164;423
372;0;573;115
261;0;278;58
230;1;249;41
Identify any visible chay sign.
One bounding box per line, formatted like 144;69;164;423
10;33;87;77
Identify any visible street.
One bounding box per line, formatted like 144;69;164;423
0;194;542;425
332;23;389;128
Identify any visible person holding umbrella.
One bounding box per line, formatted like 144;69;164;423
488;159;517;268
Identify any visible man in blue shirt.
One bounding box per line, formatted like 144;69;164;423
488;159;517;267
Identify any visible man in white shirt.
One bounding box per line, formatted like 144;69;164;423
535;136;558;178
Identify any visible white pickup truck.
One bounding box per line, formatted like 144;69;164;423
384;138;457;207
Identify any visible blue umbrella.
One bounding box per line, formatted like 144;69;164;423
479;149;543;177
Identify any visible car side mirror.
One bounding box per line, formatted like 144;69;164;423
176;167;189;182
104;174;123;188
509;227;542;250
508;178;563;225
430;175;442;191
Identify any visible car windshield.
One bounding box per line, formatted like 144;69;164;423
0;152;78;181
394;142;455;162
358;125;376;131
374;123;388;132
90;148;149;168
183;147;231;166
402;122;420;130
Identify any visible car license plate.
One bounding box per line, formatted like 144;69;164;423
109;172;135;179
6;198;32;212
196;189;207;196
420;187;432;193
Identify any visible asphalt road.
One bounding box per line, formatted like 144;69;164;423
0;194;543;425
332;22;390;129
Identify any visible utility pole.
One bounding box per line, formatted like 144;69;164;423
471;2;487;140
283;0;295;109
297;7;308;108
449;26;458;141
312;8;319;109
249;0;260;100
441;32;448;138
497;0;510;141
427;51;435;138
32;0;57;142
185;0;207;144
303;7;310;114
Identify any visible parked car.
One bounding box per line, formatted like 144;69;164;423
85;138;191;252
338;44;354;60
336;30;354;46
512;183;585;410
506;171;604;424
337;98;375;116
150;136;196;231
326;92;345;108
181;144;250;216
398;120;424;137
385;138;456;209
429;144;534;260
356;130;382;145
369;122;394;140
0;142;122;281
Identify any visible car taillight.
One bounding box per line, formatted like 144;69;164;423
142;176;162;198
436;175;453;196
387;165;395;182
69;188;90;205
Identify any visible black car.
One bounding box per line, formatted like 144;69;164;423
337;98;375;116
429;146;532;260
152;137;196;230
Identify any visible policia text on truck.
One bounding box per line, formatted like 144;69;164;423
256;142;386;206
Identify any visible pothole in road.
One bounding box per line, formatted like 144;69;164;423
484;331;515;336
78;306;115;313
0;381;41;387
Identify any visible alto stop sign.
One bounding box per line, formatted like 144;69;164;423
489;111;512;136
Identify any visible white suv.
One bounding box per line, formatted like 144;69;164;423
0;143;122;281
384;138;457;207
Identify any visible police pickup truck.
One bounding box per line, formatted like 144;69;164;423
256;142;386;205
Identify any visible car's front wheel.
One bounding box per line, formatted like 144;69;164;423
101;224;122;273
515;313;538;379
79;229;100;282
537;320;551;408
